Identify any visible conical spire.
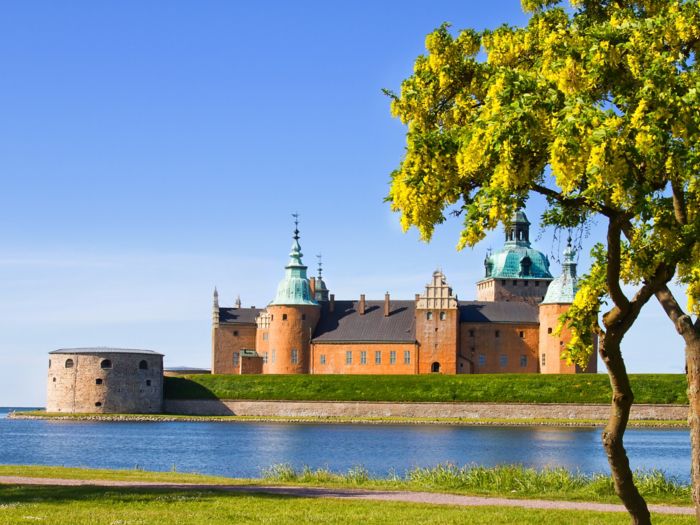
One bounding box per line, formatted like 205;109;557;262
314;253;329;302
271;214;318;306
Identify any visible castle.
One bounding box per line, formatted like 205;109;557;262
212;212;596;375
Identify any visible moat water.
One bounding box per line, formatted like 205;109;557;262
0;407;691;482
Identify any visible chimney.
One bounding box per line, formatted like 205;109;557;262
309;277;316;298
212;287;220;327
359;294;366;315
414;293;420;303
384;292;390;317
329;294;335;313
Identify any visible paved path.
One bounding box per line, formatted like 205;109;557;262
0;476;694;516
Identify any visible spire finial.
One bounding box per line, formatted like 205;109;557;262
292;212;300;241
317;253;323;279
235;294;241;309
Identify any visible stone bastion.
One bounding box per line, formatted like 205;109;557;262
46;348;163;414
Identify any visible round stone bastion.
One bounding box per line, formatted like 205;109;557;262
47;348;164;414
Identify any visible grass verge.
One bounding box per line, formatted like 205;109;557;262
0;484;693;524
0;464;692;507
163;373;688;404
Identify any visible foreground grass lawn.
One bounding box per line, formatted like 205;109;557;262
0;464;692;507
0;485;694;525
164;373;688;404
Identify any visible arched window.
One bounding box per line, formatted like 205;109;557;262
439;312;446;321
100;359;112;369
65;359;74;368
431;362;441;373
426;312;433;320
95;402;102;407
139;360;148;370
520;256;532;277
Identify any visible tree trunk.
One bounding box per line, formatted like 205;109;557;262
599;331;652;525
686;331;700;523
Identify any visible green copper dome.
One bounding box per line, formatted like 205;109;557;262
481;210;553;280
542;240;578;304
271;218;319;306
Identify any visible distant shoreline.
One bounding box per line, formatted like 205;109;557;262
8;411;687;429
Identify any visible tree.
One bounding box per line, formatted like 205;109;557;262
385;1;700;523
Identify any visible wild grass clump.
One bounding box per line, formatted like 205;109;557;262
260;463;691;504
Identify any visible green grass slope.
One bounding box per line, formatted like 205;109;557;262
164;373;687;404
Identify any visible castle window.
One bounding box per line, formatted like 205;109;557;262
404;351;411;365
499;355;508;367
96;378;103;385
263;332;269;341
521;257;532;277
146;380;152;386
95;402;102;407
478;354;486;366
469;329;475;337
541;353;546;366
52;377;56;382
291;349;299;364
390;351;396;364
495;330;500;338
439;312;446;321
520;355;528;367
48;359;51;368
233;352;240;366
65;359;74;368
139;360;148;370
513;280;518;286
426;312;433;320
431;362;440;373
282;314;288;321
360;351;367;365
302;314;306;321
320;354;326;365
548;327;553;334
263;352;268;364
234;330;239;336
346;351;352;365
271;349;276;363
375;351;381;364
519;331;524;338
100;359;112;369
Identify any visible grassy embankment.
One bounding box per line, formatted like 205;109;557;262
0;464;691;507
164;373;687;404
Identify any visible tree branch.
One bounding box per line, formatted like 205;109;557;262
607;218;630;312
655;284;695;337
671;180;688;226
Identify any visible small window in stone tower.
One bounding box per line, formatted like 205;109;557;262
541;353;546;366
519;331;524;338
65;359;74;368
139;360;148;370
48;359;51;368
233;330;239;336
95;402;102;407
439;312;446;321
100;359;112;369
495;330;500;338
426;312;433;320
282;314;288;321
302;314;306;320
146;380;152;386
96;378;103;385
469;329;475;337
547;327;553;334
291;349;299;364
233;352;240;366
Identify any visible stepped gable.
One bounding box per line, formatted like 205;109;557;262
312;300;416;343
459;301;539;324
218;307;262;324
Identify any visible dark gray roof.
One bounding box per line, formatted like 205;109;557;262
50;347;163;356
313;300;416;343
459;301;539;324
219;307;262;324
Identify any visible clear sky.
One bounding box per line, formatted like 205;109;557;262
0;1;685;406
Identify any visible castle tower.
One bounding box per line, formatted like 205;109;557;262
261;215;320;374
538;239;596;374
476;210;553;304
415;270;459;374
314;254;330;302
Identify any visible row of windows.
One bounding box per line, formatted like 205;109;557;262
318;350;411;366
501;280;541;287
467;330;526;338
476;354;529;368
425;312;447;321
55;359;149;370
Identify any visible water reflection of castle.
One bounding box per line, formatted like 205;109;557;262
212;211;596;376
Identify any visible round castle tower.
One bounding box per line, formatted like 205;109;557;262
260;217;320;374
538;240;596;374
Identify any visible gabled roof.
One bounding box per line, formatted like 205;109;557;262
219;307;262;324
312;300;416;343
458;301;539;324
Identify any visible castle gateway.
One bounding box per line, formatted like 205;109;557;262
211;212;596;375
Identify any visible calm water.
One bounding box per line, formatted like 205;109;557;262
0;407;691;481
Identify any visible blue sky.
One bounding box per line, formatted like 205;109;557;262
0;1;685;406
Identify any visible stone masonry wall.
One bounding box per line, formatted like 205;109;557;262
164;399;688;421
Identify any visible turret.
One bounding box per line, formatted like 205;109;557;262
314;254;330;302
261;215;320;374
212;287;220;327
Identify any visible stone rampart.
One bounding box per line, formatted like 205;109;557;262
163;399;688;420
